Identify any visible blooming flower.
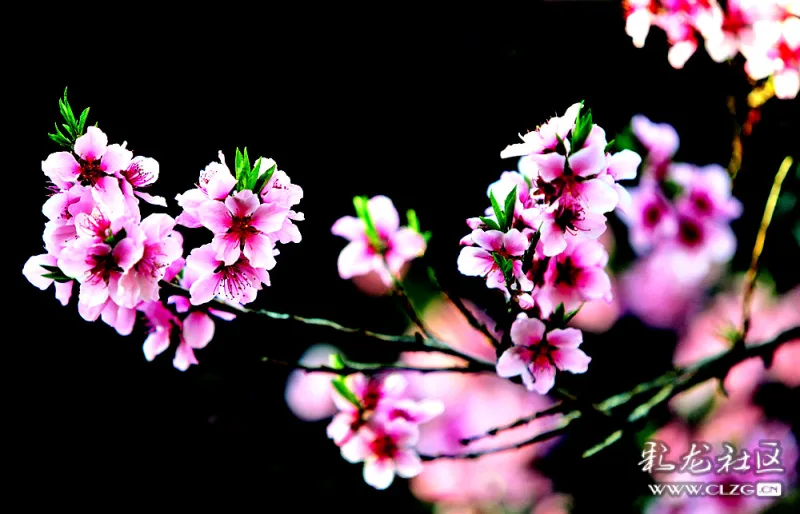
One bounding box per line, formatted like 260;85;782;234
184;243;270;306
175;151;237;228
199;189;286;268
340;419;424;490
457;228;532;292
332;195;426;287
42;126;132;189
22;254;74;306
496;314;590;394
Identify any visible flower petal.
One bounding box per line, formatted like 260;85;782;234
368;196;400;236
496;346;532;378
74;126;107;162
183;311;215;349
363;457;396;490
225;189;261;218
199;200;233;233
510;316;546;347
551;348;591;373
547;327;583;349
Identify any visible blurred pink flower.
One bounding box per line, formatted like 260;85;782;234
284;344;341;421
670;282;800;416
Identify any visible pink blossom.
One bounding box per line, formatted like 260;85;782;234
535;239;613;318
22;254;73;306
339;420;424;490
496;314;590;394
175;151;237;228
741;15;800;99
537;199;608;257
184;243;270;305
57;226;145;311
119;156;167;207
284;344;341;422
457;228;532;292
138;301;218;371
332;195;426;287
630;115;680;177
41;126;132;189
327;373;408;445
669;163;742;221
199;189;285;268
500;102;581;159
622;178;678;254
110;214;183;308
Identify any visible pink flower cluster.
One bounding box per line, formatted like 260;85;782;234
457;102;640;393
25;99;304;370
332;195;427;290
624;0;800;98
327;372;444;490
618;115;741;329
175;152;303;306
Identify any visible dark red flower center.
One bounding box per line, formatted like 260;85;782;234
370;435;399;459
678;218;703;247
79;160;104;186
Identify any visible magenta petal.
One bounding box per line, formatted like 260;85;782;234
340;434;370;462
394;450;423;478
100;144;133;174
367;196;400;235
570;240;607;268
551;348;591;373
23;254;57;290
531;357;557;395
579;179;618;213
503;229;528;256
456;247;494;277
167;295;191;313
568;144;606;178
143;328;171;361
213;232;242;266
540;223;567;257
173;341;199;371
510;316;546;346
113;237;145;272
54;281;73;306
185;244;222;275
79;279;109;308
243;233;277;270
199;200;233;233
547;328;583;349
529;153;566;182
42;152;81;185
576;267;612;301
74;126;108;162
134;191;168;207
496;347;531;378
189;273;221;305
183;311;215;349
363;457;396;490
250;202;288;233
225;190;261;218
607;149;641;180
472;229;504;252
332;216;366;241
114;306;137;336
208;308;236;321
338;241;376;279
390;228;426;259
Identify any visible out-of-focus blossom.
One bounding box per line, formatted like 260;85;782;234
624;0;800;99
332;195;426;288
669;281;800;416
284;344;342;421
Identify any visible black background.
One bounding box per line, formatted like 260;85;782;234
9;3;799;511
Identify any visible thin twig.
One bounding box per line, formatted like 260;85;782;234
426;265;501;347
159;281;486;366
420;418;576;461
741;156;794;344
381;256;434;340
261;357;492;375
458;402;569;445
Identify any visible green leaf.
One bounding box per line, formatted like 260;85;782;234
570;101;593;152
582;430;623;458
604;139;616;153
353;196;383;250
234;147;251;191
489;191;505;231
254;161;277;195
77;107;90;135
329;353;346;370
39;264;62;273
104;228;127;247
247;156;262;191
41;272;73;283
503;186;517;231
479;216;502;231
422;230;432;243
628;384;674;422
661;179;683;200
564;305;582;324
554;133;568;155
331;377;361;408
407;209;421;233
